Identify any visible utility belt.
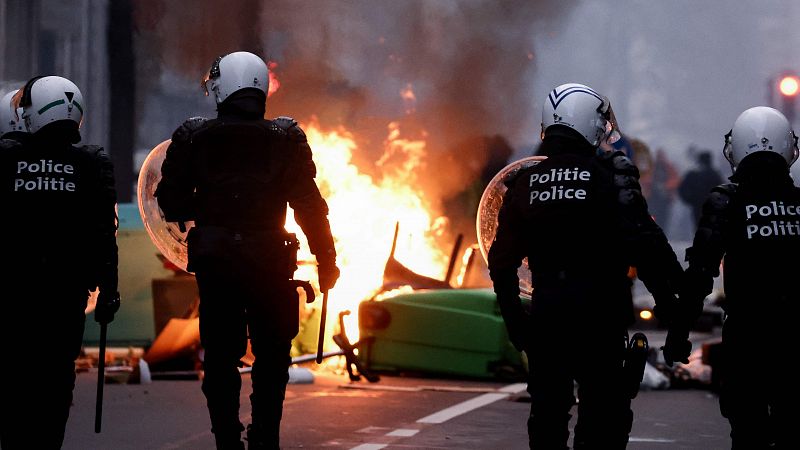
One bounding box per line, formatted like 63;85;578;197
187;225;299;275
531;267;625;284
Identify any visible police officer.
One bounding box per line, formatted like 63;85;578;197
0;89;29;143
664;106;800;449
156;51;340;450
488;83;683;449
0;76;119;449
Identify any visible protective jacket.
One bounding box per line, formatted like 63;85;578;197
685;151;800;315
488;130;683;327
0;127;118;291
155;91;335;270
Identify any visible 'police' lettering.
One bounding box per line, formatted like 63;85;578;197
14;159;77;192
744;201;800;239
529;167;591;204
530;186;587;202
529;167;590;186
17;160;74;175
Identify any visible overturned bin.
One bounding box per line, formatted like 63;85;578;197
357;288;525;380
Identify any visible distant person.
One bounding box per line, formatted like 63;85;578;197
0;76;119;449
664;106;800;449
678;150;723;225
644;148;680;232
488;82;683;449
156;51;339;449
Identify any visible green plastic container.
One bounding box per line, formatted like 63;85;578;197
358;288;526;379
83;203;172;346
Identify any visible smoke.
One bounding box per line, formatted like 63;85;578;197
135;0;571;239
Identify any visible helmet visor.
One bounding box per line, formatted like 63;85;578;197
598;97;621;145
200;71;211;96
200;55;224;96
10;88;25;121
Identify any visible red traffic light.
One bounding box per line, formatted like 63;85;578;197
779;75;799;96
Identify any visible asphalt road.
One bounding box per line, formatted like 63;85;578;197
61;358;730;449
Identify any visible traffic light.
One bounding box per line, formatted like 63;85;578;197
776;72;799;123
779;74;799;96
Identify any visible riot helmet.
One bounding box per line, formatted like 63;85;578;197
0;89;25;138
541;83;620;147
723;106;799;171
16;76;84;134
202;51;269;104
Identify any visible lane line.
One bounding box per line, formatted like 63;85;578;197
350;444;388;450
416;392;509;424
416;382;525;424
349;383;524;449
386;429;419;437
498;383;527;393
629;437;676;443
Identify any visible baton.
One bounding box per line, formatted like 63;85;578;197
315;290;329;364
95;322;107;433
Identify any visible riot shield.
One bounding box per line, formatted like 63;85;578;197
475;155;547;298
137;139;192;272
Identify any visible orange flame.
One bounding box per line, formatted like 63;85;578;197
400;83;416;114
285;118;450;345
267;61;281;97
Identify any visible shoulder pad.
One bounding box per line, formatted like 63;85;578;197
172;116;208;144
707;183;736;210
272;116;307;142
77;144;111;161
273;116;298;129
711;182;737;196
502;168;525;188
0;138;22;150
603;151;640;176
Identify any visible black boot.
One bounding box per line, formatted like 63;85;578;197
246;423;279;450
214;432;245;450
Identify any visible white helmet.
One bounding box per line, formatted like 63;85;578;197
0;89;25;137
18;76;84;134
541;83;621;147
202;51;268;104
723;106;799;170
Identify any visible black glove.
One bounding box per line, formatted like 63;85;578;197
318;263;340;292
681;267;713;308
496;294;529;352
504;315;528;352
95;290;121;324
651;291;678;326
661;328;691;367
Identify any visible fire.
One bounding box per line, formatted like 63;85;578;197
267;61;281;97
400;83;416;114
285;118;450;346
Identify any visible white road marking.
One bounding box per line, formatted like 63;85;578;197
628;437;676;443
349;383;526;449
386;428;419;437
416;393;509;424
350;444;388;450
416;383;525;424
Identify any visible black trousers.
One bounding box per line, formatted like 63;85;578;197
190;228;298;447
719;314;795;450
524;281;633;450
0;277;88;450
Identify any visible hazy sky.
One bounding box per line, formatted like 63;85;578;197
528;0;800;175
